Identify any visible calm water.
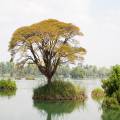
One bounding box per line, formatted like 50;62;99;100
0;80;119;120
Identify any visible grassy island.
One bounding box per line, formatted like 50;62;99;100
33;80;86;101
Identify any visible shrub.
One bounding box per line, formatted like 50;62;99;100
102;97;119;109
102;65;120;107
33;80;86;101
102;65;120;97
91;88;105;100
112;90;120;103
0;79;16;90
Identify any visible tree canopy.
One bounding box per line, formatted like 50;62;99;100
9;19;86;84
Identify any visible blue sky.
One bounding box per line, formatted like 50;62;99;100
0;0;120;67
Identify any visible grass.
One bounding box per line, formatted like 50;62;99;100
91;88;105;101
33;80;86;101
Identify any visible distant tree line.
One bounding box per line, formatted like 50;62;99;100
0;62;40;79
54;64;110;79
0;62;110;80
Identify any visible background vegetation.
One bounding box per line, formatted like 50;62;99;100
0;62;110;80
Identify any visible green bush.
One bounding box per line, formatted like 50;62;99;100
33;80;86;101
112;90;120;103
102;97;119;109
102;65;120;107
0;79;16;90
91;88;105;100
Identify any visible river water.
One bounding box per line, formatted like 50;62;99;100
0;80;119;120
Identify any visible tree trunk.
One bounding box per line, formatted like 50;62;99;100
47;76;52;86
37;64;58;86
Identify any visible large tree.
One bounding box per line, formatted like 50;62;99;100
9;19;86;85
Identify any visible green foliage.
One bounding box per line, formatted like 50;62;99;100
112;90;120;103
91;88;105;101
0;79;16;90
102;65;120;108
70;66;85;79
33;80;86;101
102;97;120;109
102;65;120;96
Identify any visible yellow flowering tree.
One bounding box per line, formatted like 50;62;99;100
9;19;86;85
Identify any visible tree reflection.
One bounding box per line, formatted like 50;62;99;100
34;101;85;120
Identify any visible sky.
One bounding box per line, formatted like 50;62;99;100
0;0;120;67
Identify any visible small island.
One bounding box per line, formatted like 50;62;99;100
33;80;86;101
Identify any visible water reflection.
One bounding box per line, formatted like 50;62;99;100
0;89;16;98
101;109;120;120
34;101;85;120
92;96;104;102
0;80;120;120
